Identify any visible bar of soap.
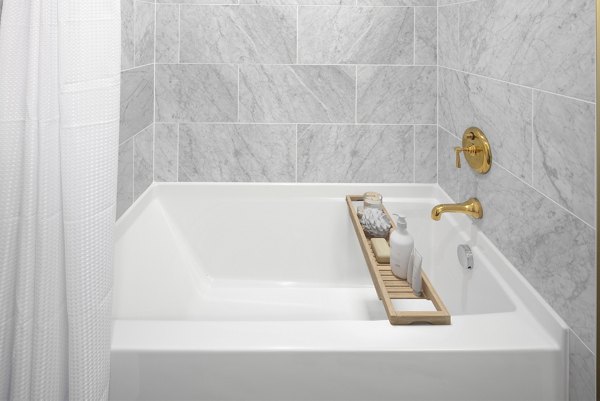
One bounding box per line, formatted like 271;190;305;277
371;238;390;264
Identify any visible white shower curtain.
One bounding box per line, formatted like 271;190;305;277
0;0;120;400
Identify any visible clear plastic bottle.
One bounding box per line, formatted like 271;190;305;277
389;214;414;280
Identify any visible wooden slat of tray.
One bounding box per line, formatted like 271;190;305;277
346;195;451;325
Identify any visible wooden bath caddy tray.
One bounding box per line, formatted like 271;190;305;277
346;195;451;325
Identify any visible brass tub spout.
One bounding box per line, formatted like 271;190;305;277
431;198;483;221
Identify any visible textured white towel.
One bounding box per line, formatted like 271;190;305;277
0;0;120;399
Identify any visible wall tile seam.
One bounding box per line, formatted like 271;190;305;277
121;122;154;146
438;122;597;231
438;66;596;106
155;122;438;126
121;63;154;73
156;3;438;7
438;0;480;7
153;2;157;183
155;63;438;67
571;328;597;358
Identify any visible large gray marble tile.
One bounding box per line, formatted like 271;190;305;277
117;139;134;219
240;0;352;5
415;6;436;65
439;68;533;183
357;66;436;124
570;331;597;401
437;126;459;201
358;0;435;5
134;125;154;199
415;125;436;183
298;7;413;65
134;1;155;67
239;65;355;123
121;0;135;70
156;64;237;123
460;0;595;101
178;124;295;182
156;4;179;63
180;5;296;64
298;125;413;183
461;164;596;353
155;123;178;182
437;4;459;69
157;0;235;4
120;65;154;143
533;92;596;227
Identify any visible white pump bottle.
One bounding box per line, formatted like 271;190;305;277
389;214;414;280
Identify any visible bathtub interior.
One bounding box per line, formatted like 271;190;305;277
114;183;516;321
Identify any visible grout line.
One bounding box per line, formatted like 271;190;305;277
150;121;438;126
176;123;180;182
439;122;596;230
436;2;439;185
412;125;416;183
153;2;157;183
178;5;181;63
131;134;136;202
569;329;596;358
154;62;438;67
152;123;156;182
355;65;358;124
531;90;534;185
295;125;298;182
296;6;299;64
121;63;154;73
413;7;416;66
151;2;437;7
120;122;154;146
440;65;596;106
237;65;240;122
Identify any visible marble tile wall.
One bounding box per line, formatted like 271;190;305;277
153;1;438;183
118;0;156;218
438;0;596;399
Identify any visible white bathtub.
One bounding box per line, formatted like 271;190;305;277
110;183;568;401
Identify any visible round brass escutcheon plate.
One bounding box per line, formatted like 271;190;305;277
462;127;492;174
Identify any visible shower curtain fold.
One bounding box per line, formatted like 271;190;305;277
0;0;120;399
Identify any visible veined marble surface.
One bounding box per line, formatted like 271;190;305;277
120;65;154;143
437;4;459;69
569;331;597;401
180;5;296;64
154;124;178;182
414;125;437;183
240;0;353;4
178;124;295;182
117;139;134;219
358;66;436;124
133;1;155;67
297;124;414;182
460;164;596;353
437;127;459;202
121;0;134;70
239;65;355;123
414;7;437;65
155;64;238;122
157;0;236;4
439;67;533;183
298;6;413;64
459;0;595;101
359;0;435;5
133;125;154;199
533;92;596;227
156;4;179;64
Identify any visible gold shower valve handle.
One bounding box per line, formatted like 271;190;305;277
454;127;493;174
454;145;479;169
